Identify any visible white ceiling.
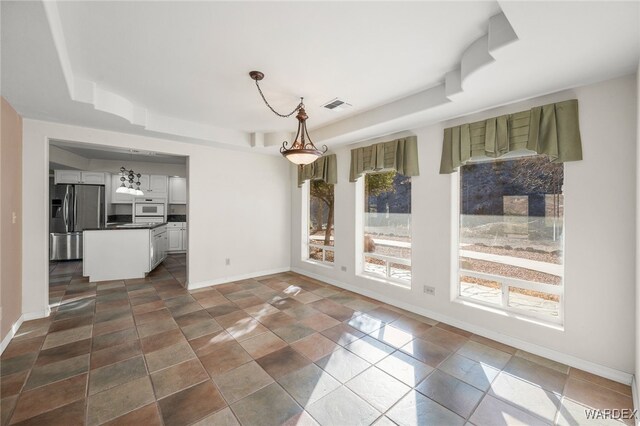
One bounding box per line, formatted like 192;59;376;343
57;1;500;131
2;1;639;153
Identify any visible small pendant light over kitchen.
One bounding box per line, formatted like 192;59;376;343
250;71;327;165
116;166;144;196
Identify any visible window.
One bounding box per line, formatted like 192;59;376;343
362;171;411;285
458;155;564;322
308;180;334;264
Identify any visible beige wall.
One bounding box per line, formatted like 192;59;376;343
1;97;23;342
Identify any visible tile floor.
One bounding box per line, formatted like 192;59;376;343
1;254;634;425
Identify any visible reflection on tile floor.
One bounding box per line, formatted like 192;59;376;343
1;254;634;425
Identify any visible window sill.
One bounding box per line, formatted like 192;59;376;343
357;272;411;290
453;296;564;331
302;259;335;270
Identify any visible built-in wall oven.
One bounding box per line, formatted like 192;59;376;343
135;200;165;217
134;198;166;224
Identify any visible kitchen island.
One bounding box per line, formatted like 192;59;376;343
83;223;168;282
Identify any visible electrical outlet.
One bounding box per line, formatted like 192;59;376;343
423;285;435;296
225;258;231;266
340;266;347;272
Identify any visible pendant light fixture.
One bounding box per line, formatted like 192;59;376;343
250;71;327;165
116;167;144;196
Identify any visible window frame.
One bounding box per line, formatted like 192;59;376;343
302;180;335;267
451;155;565;326
357;170;412;288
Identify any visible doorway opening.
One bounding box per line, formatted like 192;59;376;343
47;139;189;310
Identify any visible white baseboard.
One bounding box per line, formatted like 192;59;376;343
1;307;52;355
0;314;24;355
292;267;633;385
23;307;51;321
187;267;290;291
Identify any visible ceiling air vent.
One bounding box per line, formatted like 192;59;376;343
321;98;352;111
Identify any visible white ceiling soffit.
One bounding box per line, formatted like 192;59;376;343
50;140;187;164
2;1;639;152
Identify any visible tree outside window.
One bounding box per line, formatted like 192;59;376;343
309;180;335;263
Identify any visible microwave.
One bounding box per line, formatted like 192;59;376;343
135;202;165;217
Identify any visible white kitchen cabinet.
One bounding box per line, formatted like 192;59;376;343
136;175;168;198
150;175;168;194
159;230;168;265
150;225;168;270
168;227;182;251
83;225;167;282
111;174;133;203
81;172;107;184
54;170;107;185
137;175;149;191
168;177;187;204
54;170;81;184
167;222;187;252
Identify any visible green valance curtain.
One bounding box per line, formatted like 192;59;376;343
439;99;583;174
349;136;419;182
297;153;338;187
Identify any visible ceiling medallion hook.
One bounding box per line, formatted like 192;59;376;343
249;70;326;165
249;70;264;81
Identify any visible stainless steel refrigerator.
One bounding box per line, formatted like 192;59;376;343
49;178;105;260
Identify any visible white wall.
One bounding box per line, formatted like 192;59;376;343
292;74;637;382
23;120;291;316
635;61;640;400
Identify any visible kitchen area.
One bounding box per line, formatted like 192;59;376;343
48;140;188;290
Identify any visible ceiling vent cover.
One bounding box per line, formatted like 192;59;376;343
322;98;352;111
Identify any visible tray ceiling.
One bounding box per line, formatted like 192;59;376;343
2;1;638;152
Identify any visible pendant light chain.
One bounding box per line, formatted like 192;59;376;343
253;78;303;118
249;70;327;165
